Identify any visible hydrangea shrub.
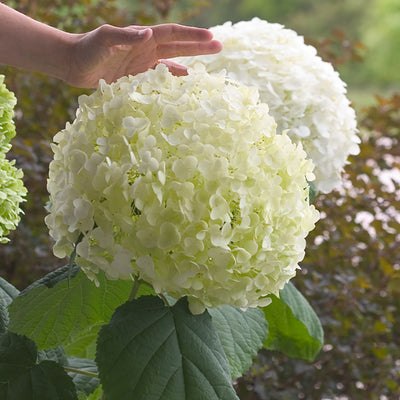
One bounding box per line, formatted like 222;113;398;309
0;75;26;243
175;18;360;193
45;64;319;313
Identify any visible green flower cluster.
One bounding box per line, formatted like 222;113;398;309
0;75;17;153
0;75;26;243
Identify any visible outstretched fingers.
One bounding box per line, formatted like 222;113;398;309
156;40;222;59
95;24;153;46
151;23;214;43
159;59;189;76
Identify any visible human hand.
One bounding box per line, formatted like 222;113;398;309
66;23;222;88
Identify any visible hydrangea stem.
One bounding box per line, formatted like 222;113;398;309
63;366;98;378
67;232;83;286
128;279;142;301
159;293;171;307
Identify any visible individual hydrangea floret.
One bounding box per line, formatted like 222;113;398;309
46;64;319;313
175;18;360;193
0;74;17;154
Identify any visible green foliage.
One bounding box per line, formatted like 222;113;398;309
262;282;323;362
0;277;20;304
96;296;239;400
360;0;400;87
116;0;209;25
0;301;8;334
0;278;19;333
8;265;132;358
85;385;102;400
3;261;323;398
66;357;99;396
187;0;366;38
208;306;268;380
37;347;68;365
37;347;100;396
0;331;78;400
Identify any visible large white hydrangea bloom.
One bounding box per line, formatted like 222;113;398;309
175;18;360;193
46;64;319;313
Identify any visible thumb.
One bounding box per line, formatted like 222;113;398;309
98;25;153;46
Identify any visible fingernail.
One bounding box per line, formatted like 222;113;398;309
139;28;151;36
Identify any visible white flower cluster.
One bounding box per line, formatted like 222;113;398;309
46;65;319;313
0;75;26;243
175;18;360;193
0;75;17;154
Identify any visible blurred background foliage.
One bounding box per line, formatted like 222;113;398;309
0;0;399;399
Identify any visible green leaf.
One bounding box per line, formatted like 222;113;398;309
0;277;19;306
262;282;324;361
86;385;102;400
8;267;132;359
0;331;36;381
20;264;80;294
5;361;78;400
0;277;19;334
37;347;68;365
96;296;239;400
208;306;268;380
35;349;99;397
0;383;6;398
308;180;318;204
0;300;8;334
66;357;99;396
0;332;78;400
136;282;156;298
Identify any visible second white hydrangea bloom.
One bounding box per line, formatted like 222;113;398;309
175;18;360;193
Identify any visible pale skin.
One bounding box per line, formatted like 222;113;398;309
0;2;222;88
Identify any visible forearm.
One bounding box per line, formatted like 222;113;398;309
0;2;75;81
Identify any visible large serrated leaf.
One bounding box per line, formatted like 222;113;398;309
20;265;80;294
0;331;36;381
86;385;102;400
0;300;8;334
37;347;68;365
36;348;99;397
0;277;19;306
8;267;132;359
262;282;323;361
0;332;77;400
67;356;99;396
0;277;19;334
96;296;239;400
208;306;268;380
